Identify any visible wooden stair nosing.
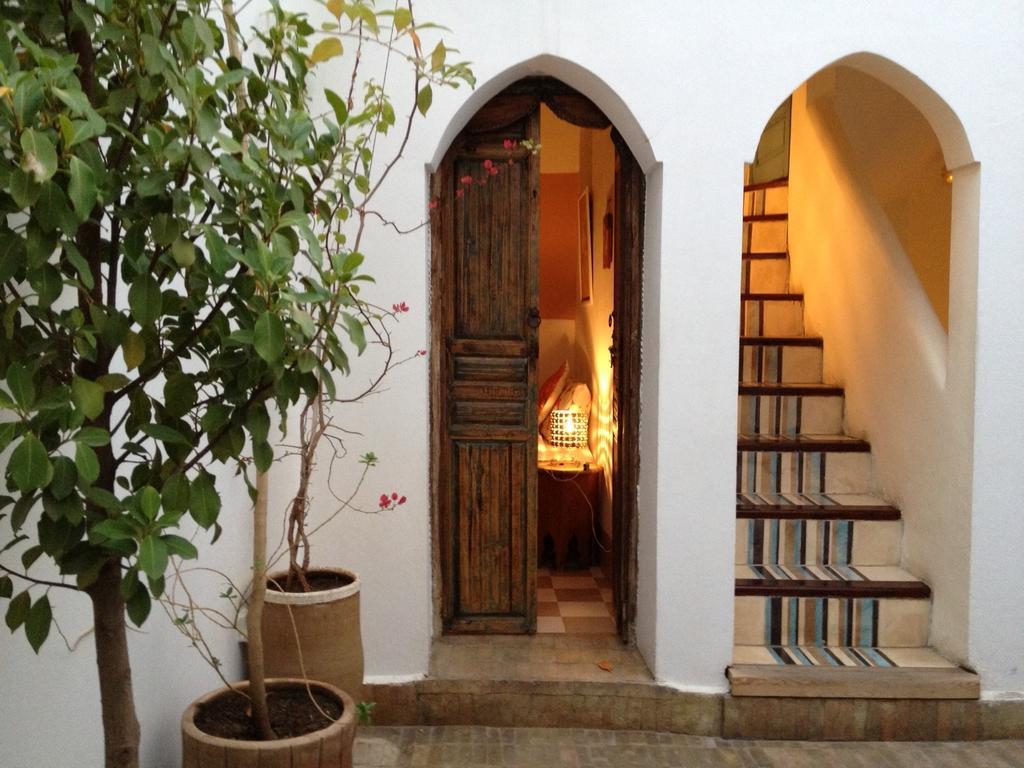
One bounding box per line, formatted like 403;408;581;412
743;213;789;222
742;251;788;260
736;504;900;521
743;177;789;193
727;664;980;699
735;579;930;599
742;292;804;302
739;383;844;397
737;436;871;453
740;335;823;347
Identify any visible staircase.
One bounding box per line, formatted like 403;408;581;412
728;178;979;699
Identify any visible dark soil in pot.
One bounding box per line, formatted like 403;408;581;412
193;686;343;740
268;569;353;593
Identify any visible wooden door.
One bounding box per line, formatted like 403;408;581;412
432;113;540;633
610;131;645;642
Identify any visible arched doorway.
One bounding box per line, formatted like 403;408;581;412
429;77;644;640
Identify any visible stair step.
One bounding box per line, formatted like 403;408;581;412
743;178;789;193
738;434;869;452
736;518;902;566
740;336;822;347
728;661;980;699
742;251;788;260
743;213;789;222
738;391;843;434
736;493;901;520
742;258;790;293
739;383;842;397
740;342;823;384
742;295;804;336
735;592;931;647
736;564;930;598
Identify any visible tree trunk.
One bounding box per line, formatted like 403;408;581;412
88;558;141;768
247;470;275;739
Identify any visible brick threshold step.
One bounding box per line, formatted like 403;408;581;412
740;335;823;347
739;382;843;397
735;578;930;599
728;664;980;699
737;503;900;520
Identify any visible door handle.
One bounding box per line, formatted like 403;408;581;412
527;307;541;329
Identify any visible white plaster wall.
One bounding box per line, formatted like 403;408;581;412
3;2;1024;765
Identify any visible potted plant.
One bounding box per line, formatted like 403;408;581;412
172;1;472;764
0;0;397;765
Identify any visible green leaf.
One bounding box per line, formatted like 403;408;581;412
162;534;198;560
51;86;92;115
416;84;432;117
326;0;344;18
0;231;26;284
91;518;136;541
72;376;105;419
253;311;285;363
324;88;349;125
50;457;77;500
9;434;52;492
9;169;41;209
122;331;145;370
253;441;273;472
161;473;190;513
36;183;77;235
30;264;63;307
20;129;58;183
136;535;168;582
68;157;98;221
5;591;30;631
138;486;160;521
75;427;110;446
430;41;446;71
74;442;100;485
25;595;51;652
140;423;190;447
189;471;220;528
128;276;161;327
0;575;11;599
163;373;197;418
246;405;270;444
342;311;367;353
125;583;150;626
309;37;343;64
6;363;35;410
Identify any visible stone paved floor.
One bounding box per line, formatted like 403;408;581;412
353;726;1024;767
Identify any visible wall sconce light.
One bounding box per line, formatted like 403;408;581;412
548;408;588;448
943;170;954;185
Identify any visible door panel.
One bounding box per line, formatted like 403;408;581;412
434;114;539;633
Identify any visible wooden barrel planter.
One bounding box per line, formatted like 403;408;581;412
262;567;365;700
181;678;356;768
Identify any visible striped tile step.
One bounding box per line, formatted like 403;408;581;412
743;220;788;254
733;643;957;669
740;338;823;383
736;517;902;566
741;258;789;293
735;564;928;592
738;387;843;434
736;491;899;518
741;294;804;336
734;594;931;647
737;438;873;496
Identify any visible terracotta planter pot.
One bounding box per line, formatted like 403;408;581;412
181;678;356;768
262;567;365;700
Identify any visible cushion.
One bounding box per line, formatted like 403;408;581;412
540;381;592;444
537;360;569;425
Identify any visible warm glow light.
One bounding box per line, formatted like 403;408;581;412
549;408;588;448
944;170;954;184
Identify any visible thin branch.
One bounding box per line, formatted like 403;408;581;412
0;563;78;592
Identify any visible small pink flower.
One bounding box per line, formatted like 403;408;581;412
459;175;473;185
379;494;390;509
417;349;427;356
503;138;515;150
398;496;407;505
483;159;493;170
488;165;499;176
456;188;464;199
507;158;514;165
392;302;410;313
428;199;439;211
391;492;399;501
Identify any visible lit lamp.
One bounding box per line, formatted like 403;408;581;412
548;407;588;449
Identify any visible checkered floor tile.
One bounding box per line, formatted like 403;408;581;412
536;566;616;635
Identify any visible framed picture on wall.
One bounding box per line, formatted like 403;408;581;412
578;186;593;303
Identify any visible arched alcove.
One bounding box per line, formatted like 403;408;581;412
735;52;980;680
426;61;662;671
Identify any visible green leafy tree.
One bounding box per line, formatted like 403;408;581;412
0;0;471;764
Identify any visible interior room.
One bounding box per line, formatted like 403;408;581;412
535;105;618;635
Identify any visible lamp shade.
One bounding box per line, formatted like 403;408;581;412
547;408;588;448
